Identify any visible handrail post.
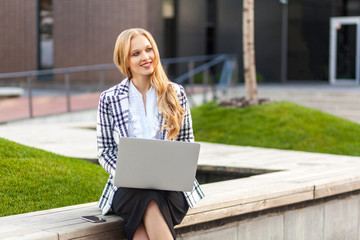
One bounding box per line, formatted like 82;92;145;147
233;58;239;86
98;69;105;91
210;68;218;101
65;72;71;112
203;69;209;103
163;64;168;74
27;76;33;118
188;61;194;85
187;61;195;97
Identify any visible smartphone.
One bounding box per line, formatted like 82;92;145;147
80;215;106;223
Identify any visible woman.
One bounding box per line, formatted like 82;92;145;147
97;28;204;240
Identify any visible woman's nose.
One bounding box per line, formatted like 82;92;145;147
141;51;149;60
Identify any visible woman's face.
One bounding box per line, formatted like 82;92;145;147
128;34;155;80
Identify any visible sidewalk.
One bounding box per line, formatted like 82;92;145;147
0;92;100;123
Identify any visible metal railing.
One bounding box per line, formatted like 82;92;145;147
163;54;238;105
0;54;238;119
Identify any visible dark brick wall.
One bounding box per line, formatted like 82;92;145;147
53;0;154;85
0;0;161;86
0;0;37;74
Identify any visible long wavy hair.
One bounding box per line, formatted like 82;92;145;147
113;28;185;140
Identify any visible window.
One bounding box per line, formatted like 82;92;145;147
38;0;53;70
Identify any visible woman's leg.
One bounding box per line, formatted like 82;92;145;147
143;200;173;240
133;222;149;240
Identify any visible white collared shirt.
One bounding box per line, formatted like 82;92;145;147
128;80;161;139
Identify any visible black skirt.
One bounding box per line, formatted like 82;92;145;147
112;187;189;240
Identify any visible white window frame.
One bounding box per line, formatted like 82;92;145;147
329;16;360;85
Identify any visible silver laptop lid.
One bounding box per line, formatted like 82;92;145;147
114;137;200;191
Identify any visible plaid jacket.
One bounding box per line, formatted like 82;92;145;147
97;78;204;215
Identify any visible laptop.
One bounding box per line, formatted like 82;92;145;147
113;137;201;191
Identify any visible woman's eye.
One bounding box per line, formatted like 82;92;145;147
146;48;152;52
133;52;139;56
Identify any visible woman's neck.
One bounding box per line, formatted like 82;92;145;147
131;76;151;96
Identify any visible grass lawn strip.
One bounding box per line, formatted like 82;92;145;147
191;101;360;156
0;138;108;217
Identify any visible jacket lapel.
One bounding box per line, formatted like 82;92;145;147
110;79;130;138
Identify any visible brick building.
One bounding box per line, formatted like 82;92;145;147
0;0;360;85
0;0;162;85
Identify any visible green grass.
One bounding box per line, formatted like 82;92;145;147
191;101;360;156
0;138;108;217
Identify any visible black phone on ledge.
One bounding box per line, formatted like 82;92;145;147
80;215;106;223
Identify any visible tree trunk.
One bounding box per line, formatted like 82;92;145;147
243;0;258;104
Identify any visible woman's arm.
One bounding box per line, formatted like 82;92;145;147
176;86;205;205
176;85;194;142
97;92;117;177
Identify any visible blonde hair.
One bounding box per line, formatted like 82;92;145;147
113;28;185;140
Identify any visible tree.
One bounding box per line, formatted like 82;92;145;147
243;0;258;104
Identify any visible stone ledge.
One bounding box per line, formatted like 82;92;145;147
1;168;360;239
0;203;125;240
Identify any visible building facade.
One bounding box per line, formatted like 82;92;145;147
0;0;359;84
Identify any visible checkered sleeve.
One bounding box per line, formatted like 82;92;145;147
97;91;117;177
176;85;194;143
175;84;205;207
183;178;204;208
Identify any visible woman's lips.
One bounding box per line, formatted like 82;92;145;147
141;62;152;67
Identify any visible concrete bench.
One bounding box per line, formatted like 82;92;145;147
1;171;360;240
0;179;310;240
0;177;313;240
0;203;125;240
